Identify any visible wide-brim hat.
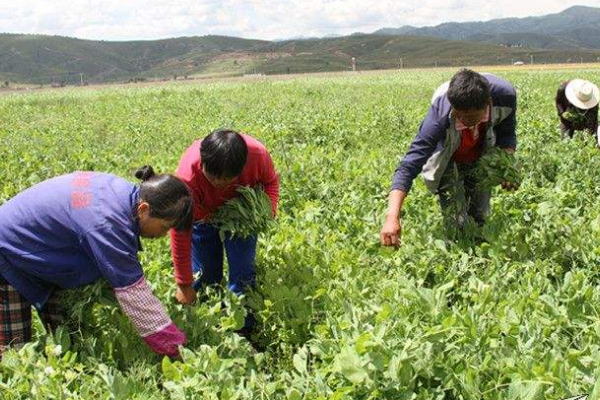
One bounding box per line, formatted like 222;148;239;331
566;79;599;110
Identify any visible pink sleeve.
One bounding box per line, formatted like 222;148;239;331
114;277;186;357
261;150;279;216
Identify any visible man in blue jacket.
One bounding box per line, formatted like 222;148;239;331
381;69;518;247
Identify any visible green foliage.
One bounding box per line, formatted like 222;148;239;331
475;147;522;190
1;67;600;399
210;186;275;240
562;110;588;125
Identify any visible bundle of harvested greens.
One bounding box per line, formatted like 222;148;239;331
474;147;521;190
561;110;587;125
209;185;275;240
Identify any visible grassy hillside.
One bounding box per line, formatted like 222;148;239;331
0;34;268;84
1;32;600;85
258;35;600;74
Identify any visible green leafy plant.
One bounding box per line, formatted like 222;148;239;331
209;185;275;240
1;67;600;399
561;110;587;125
474;147;522;190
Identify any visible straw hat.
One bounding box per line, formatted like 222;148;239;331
566;79;599;110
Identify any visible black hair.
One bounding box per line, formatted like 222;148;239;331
134;166;193;231
447;69;491;111
200;129;248;179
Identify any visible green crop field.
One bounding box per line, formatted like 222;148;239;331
1;67;600;399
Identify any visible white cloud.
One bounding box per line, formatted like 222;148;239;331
0;0;598;41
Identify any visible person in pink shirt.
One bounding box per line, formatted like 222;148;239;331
170;129;279;336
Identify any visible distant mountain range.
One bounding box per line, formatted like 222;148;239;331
374;6;600;50
1;5;599;85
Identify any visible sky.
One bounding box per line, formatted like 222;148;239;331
0;1;599;42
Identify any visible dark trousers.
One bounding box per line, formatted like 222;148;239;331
437;162;491;229
191;224;258;329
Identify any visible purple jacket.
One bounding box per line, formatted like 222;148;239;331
0;172;185;357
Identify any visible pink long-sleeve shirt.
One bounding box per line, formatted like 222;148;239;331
170;134;279;285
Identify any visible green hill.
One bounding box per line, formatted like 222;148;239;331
255;35;600;74
1;32;600;85
0;34;268;84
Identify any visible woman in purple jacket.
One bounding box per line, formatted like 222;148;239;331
0;166;192;358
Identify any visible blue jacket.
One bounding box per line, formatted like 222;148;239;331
0;172;143;309
392;73;517;193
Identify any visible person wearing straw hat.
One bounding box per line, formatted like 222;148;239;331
555;79;599;140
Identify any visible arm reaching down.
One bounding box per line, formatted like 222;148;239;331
170;228;194;286
260;149;279;216
82;226;186;357
380;189;406;247
114;276;186;357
